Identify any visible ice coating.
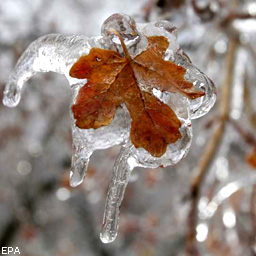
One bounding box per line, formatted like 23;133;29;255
2;13;216;243
3;34;90;107
140;21;216;119
197;171;256;253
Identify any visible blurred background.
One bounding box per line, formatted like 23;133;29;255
0;0;256;255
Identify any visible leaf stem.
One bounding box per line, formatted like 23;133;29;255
109;30;131;60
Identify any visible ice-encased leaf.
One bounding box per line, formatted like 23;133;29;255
2;13;216;243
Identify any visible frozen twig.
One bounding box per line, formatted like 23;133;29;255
228;118;256;146
249;186;256;256
220;12;256;27
185;38;238;255
191;0;218;21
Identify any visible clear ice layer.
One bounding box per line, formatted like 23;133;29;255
2;13;216;243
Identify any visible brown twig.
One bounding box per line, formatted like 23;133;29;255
142;0;156;22
249;185;256;256
185;38;239;255
191;0;217;21
244;45;256;128
228;118;256;147
220;12;256;27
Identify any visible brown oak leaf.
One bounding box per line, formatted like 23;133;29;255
70;34;204;157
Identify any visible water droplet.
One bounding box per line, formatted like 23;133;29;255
17;161;32;175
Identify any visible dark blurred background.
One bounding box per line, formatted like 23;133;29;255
0;0;256;255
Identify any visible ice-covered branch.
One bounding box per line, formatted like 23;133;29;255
186;38;238;255
3;34;89;107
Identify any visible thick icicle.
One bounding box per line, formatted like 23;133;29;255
100;143;135;243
